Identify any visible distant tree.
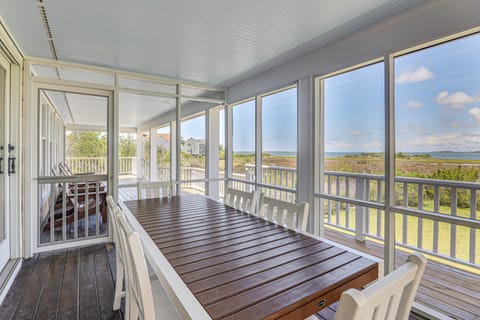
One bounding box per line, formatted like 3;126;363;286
66;131;107;158
119;135;136;157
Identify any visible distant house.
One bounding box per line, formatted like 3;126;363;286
182;138;205;155
156;133;170;150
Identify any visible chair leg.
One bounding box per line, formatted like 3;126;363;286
113;252;123;311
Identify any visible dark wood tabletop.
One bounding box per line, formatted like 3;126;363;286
122;194;379;320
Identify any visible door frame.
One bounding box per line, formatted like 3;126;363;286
0;22;22;264
27;81;114;253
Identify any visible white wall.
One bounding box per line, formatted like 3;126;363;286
227;0;480;102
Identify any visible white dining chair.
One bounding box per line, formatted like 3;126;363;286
224;187;260;213
258;196;309;232
106;196;126;312
334;253;427;320
116;209;155;320
137;180;175;200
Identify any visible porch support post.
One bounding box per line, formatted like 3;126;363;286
135;129;143;179
225;105;232;194
207;107;220;199
255;95;262;195
170;121;177;184
150;127;158;180
298;77;317;235
384;54;396;274
175;85;182;194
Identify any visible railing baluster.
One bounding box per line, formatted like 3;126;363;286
335;177;340;226
327;175;332;224
403;182;408;244
451;187;457;259
96;181;100;237
377;180;382;237
433;185;439;254
74;182;78;239
365;179;369;234
85;182;89;238
417;183;423;249
470;189;476;264
62;183;67;241
346;177;350;229
49;183;55;243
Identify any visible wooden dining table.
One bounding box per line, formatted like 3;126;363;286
120;194;381;320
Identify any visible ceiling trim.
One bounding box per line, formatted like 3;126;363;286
26;56;226;92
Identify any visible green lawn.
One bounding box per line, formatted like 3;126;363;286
324;202;480;265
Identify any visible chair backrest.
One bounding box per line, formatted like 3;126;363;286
115;210;155;320
61;162;74;175
224;188;259;213
137;181;175;200
58;162;71;176
258;196;309;232
335;253;427;320
106;196;119;243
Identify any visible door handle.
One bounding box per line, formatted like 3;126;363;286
8;156;15;175
0;157;3;174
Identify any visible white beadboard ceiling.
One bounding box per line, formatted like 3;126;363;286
1;0;428;87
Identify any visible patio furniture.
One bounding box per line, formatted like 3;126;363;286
137;180;175;200
335;253;427;320
258;195;309;232
107;196;126;311
120;194;381;320
116;209;155;320
223;187;260;213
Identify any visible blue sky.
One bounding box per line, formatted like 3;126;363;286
326;32;480;153
179;33;480;154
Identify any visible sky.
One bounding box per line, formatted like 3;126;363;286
326;32;480;153
175;32;480;154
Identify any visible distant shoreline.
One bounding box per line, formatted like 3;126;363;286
233;151;480;160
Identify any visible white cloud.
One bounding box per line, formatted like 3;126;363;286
326;140;354;151
351;130;361;136
396;66;434;84
435;91;480;108
414;125;426;132
407;100;423;109
468;107;480;124
362;141;382;149
399;131;480;151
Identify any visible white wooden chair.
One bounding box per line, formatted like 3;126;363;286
258;195;309;232
334;253;427;320
116;209;155;320
106;196;126;311
223;188;260;213
137;180;175;200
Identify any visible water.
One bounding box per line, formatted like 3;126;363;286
236;151;480;160
325;152;480;160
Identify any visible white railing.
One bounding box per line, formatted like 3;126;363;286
319;171;480;267
38;174;109;246
66;157;136;175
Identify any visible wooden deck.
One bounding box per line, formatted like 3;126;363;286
0;241;434;320
0;244;122;320
324;228;480;320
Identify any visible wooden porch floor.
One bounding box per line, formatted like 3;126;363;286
0;244;122;320
0;241;436;320
325;228;480;320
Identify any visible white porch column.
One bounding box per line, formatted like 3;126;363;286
297;77;316;235
207;107;220;199
136;129;143;179
170;121;177;184
150;127;158;181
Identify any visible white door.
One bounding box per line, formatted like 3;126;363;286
0;53;11;270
